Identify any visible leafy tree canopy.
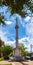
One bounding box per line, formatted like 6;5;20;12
1;45;13;56
0;0;33;17
0;14;5;25
18;44;27;56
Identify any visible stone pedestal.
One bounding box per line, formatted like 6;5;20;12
13;48;22;61
14;48;21;56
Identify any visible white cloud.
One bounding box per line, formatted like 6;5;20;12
17;37;33;52
18;15;33;52
24;16;33;52
6;37;31;51
18;37;33;52
0;29;15;47
25;16;30;22
7;40;15;44
0;30;8;44
5;21;12;25
7;40;15;47
26;17;33;37
0;30;30;51
0;29;32;52
18;37;30;51
19;37;29;43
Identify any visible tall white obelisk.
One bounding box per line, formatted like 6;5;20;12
14;18;20;56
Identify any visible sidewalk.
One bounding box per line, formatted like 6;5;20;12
0;61;15;65
0;60;33;65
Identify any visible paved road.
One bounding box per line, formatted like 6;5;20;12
0;60;33;65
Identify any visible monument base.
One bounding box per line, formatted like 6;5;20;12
13;48;22;61
14;48;21;56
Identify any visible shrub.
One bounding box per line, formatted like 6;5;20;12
0;57;4;61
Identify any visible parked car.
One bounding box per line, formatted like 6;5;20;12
30;56;33;60
25;56;30;60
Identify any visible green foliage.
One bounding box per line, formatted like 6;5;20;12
19;44;31;57
1;0;33;17
5;0;29;17
0;39;5;57
18;44;27;56
4;64;12;65
0;39;5;46
0;57;4;61
1;45;13;56
0;0;2;5
0;0;33;17
0;14;5;25
26;0;33;13
26;52;31;56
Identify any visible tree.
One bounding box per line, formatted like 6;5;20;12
1;45;13;59
0;0;33;24
18;44;27;56
1;0;33;17
0;14;5;25
0;39;4;57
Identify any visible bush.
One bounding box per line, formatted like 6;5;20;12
0;57;4;61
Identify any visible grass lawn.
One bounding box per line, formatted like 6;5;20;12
0;57;12;65
0;57;4;61
0;58;12;65
4;64;12;65
0;64;12;65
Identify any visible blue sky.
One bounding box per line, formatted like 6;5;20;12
0;5;33;52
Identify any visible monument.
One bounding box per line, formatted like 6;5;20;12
14;18;22;61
